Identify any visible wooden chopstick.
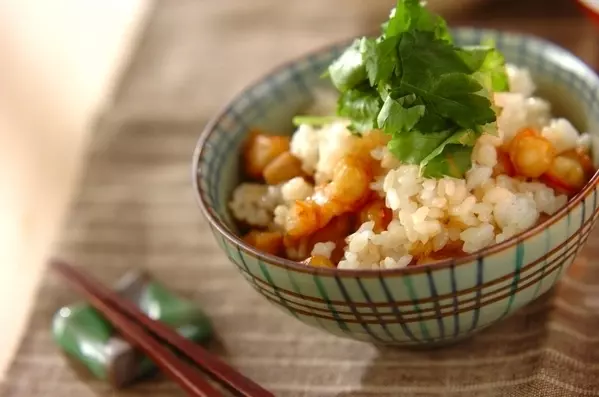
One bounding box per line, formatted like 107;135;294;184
51;259;274;397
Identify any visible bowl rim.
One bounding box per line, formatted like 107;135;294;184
192;27;599;278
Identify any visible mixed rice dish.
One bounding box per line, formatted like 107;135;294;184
229;1;595;270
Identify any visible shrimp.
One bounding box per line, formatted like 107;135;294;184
415;240;465;265
263;151;304;185
281;129;388;240
410;241;435;261
357;196;393;233
303;255;335;268
493;148;515;177
345;129;390;175
242;230;284;255
508;128;556;178
243;131;290;180
308;214;353;263
540;146;594;196
283;154;373;238
283;214;353;262
541;155;586;195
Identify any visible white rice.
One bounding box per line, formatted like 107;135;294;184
230;64;585;270
506;64;536;97
541;118;580;154
578;133;592;151
291;120;358;184
280;177;314;202
494;93;551;143
229;183;282;227
231;176;315;227
290;125;320;174
311;241;336;259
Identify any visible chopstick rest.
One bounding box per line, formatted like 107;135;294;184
52;269;213;388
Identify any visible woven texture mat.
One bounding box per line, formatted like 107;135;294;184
2;1;599;396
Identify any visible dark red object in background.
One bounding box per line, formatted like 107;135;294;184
578;0;599;27
445;0;599;72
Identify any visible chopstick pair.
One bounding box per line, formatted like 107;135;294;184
50;259;274;397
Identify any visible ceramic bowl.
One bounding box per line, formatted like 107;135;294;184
193;28;599;346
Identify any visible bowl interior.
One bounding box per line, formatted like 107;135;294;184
196;28;599;237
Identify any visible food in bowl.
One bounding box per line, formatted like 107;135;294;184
228;0;595;271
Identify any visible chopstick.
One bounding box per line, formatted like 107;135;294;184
51;259;274;397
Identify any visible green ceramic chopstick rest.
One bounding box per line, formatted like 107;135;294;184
52;270;213;387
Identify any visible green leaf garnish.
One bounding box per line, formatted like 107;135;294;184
337;84;383;132
321;0;509;178
384;0;451;42
422;144;473;178
377;95;425;135
388;129;453;164
478;49;510;92
362;36;400;86
414;72;495;129
420;128;478;176
459;45;510;92
327;39;367;92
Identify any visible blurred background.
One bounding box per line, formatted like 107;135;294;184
0;0;597;381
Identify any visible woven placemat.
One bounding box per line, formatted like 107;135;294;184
2;1;599;396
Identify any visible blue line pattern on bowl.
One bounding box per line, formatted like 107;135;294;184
194;28;599;345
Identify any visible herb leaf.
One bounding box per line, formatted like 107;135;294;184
422;144;473;178
328;39;367;92
337;86;382;132
384;0;451;42
459;45;510;92
478;48;510;92
396;31;471;85
425;72;495;129
363;36;400;86
377;95;425;135
391;32;496;130
319;0;509;179
388;129;453;164
420;128;478;170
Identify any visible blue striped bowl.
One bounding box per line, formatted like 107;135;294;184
193;28;599;345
